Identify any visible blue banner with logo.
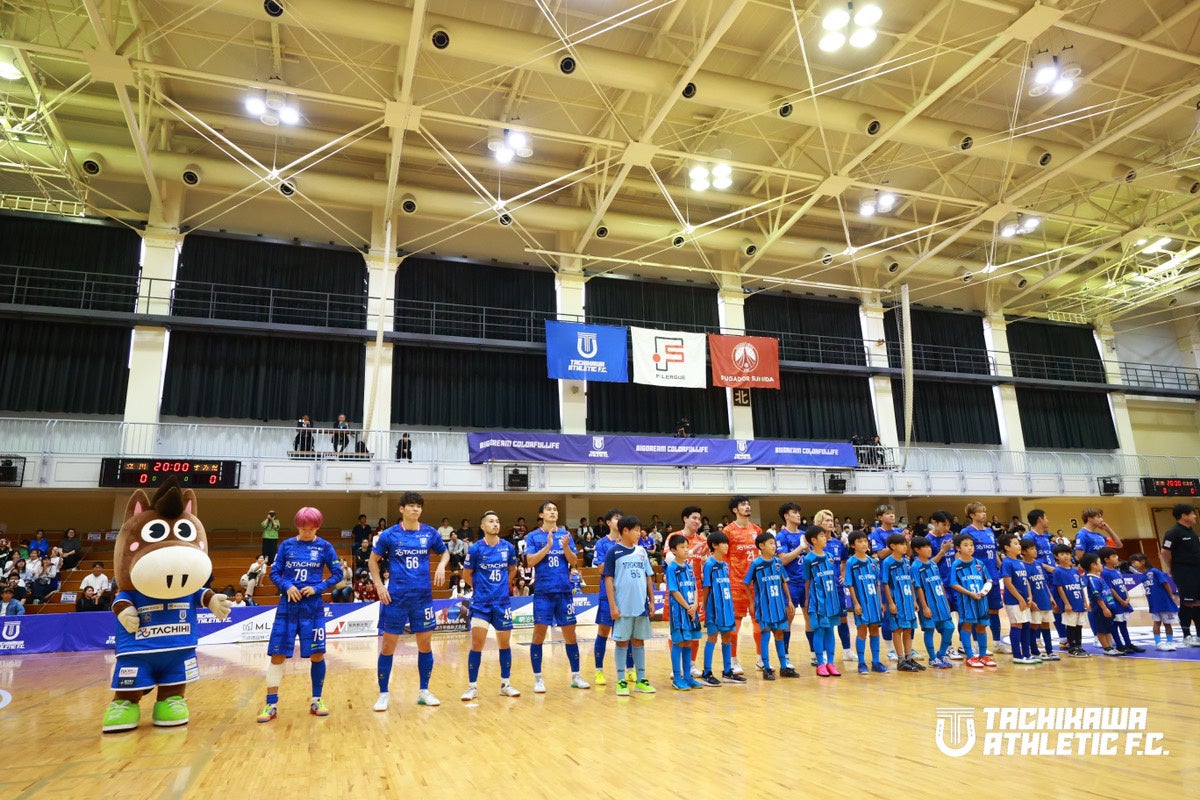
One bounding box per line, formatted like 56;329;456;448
545;320;628;382
467;432;857;467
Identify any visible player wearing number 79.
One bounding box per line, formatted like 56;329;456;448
370;491;449;710
461;511;521;701
257;507;343;723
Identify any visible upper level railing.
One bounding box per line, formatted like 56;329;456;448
2;264;1198;394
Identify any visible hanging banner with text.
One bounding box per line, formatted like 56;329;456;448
544;320;628;383
630;326;707;388
468;431;857;468
708;334;781;389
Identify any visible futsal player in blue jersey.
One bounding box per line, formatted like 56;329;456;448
1074;507;1122;563
592;507;633;685
666;535;704;690
870;504;902;658
1081;553;1122;655
962;502;1006;653
911;536;953;668
1100;546;1143;653
257;507;342;722
699;531;744;684
526;500;589;692
461;511;521;701
1026;508;1066;649
1021;539;1060;661
846;531;886;674
802;525;841;677
1000;533;1037;664
950;533;995;668
744;532;794;680
881;533;921;672
1128;553;1181;650
1051;544;1090;657
925;511;960;658
603;515;656;696
774;502;809;669
370;491;449;711
814;509;853;663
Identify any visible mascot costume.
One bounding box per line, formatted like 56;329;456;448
101;478;232;733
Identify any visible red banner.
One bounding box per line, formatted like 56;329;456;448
708;334;781;389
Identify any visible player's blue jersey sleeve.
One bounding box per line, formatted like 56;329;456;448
1001;559;1017;582
429;533;447;555
602;546;618;579
743;557;760;586
372;528;393;558
667;564;681;594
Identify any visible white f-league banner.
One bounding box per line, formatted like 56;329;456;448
630;326;707;388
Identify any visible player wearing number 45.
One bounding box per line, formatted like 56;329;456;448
461;512;521;701
257;507;342;723
370;491;450;711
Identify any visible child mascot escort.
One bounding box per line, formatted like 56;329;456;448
101;479;233;733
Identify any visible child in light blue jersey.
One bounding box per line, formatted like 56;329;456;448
744;532;795;680
699;532;745;684
846;530;887;674
802;525;842;677
881;533;921;672
911;536;953;668
603;515;656;696
666;535;704;691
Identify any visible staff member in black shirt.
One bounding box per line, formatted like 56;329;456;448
1160;503;1200;646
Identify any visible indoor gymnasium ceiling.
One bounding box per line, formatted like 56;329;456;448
2;0;1200;326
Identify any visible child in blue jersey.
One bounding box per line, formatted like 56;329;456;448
257;506;343;723
962;502;1005;654
1081;553;1122;656
870;505;901;658
775;502;809;669
666;535;704;690
1051;545;1090;657
949;533;995;668
526;500;589;693
1021;539;1060;662
1099;547;1144;654
999;533;1037;665
592;508;633;686
369;491;449;711
603;515;656;696
802;525;842;677
744;532;795;680
881;533;922;672
460;511;521;701
911;536;953;669
1128;553;1181;650
925;511;960;658
1027;508;1067;650
699;532;745;684
814;509;852;663
846;531;887;674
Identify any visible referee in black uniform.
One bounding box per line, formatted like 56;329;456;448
1160;503;1200;646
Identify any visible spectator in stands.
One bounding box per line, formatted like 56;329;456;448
352;515;373;553
374;517;389;545
80;561;111;600
1054;529;1071;548
353;539;373;579
332;413;351;452
509;516;528;543
331;560;353;602
261;510;281;562
396;432;413;462
700;516;712;534
28;530;49;561
951;515;963;533
221;584;237;598
513;574;530;596
1;586;23;616
5;577;26;604
294;414;315;452
241;555;270;599
229;591;249;608
447;531;468;570
456;518;473;542
74;585;100;612
0;539;11;569
59;529;81;570
354;574;378;602
518;555;534;592
437;518;455;543
48;547;63;576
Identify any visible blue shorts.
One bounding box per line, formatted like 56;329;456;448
887;612;917;631
1089;610;1114;635
379;594;435;634
956;592;989;625
920;615;954;631
596;592;614;628
469;602;513;631
268;601;327;657
786;580;805;606
533;592;576;627
613;614;652;642
985;581;1003;611
706;620;735;636
853;611;882;628
670;611;702;644
111;648;199;691
757;618;789;632
811;613;840;630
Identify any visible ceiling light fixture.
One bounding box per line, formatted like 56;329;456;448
0;61;20;81
1028;46;1080;97
689;149;733;192
858;188;898;217
245;77;300;126
488;126;533;164
998;212;1041;238
819;3;881;53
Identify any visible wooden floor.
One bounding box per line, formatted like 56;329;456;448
1;623;1196;800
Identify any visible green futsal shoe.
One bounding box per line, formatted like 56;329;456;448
152;695;190;727
102;699;140;733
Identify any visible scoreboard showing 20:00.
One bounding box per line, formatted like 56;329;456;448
99;458;241;489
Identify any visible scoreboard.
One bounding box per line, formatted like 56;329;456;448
1140;477;1200;497
99;458;241;489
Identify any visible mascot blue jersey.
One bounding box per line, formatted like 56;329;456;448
114;588;207;656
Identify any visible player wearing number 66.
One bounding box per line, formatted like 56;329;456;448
370;491;449;711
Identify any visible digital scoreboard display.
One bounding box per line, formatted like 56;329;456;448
99;458;241;489
1140;477;1200;497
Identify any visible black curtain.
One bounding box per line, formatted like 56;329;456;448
1016;388;1118;450
162;331;364;421
744;293;865;365
391;345;559;429
891;379;1001;444
754;372;876;441
586;277;719;329
393;258;555;341
175;234;367;328
883;307;989;374
0;214;140;311
1005;318;1105;383
0;318;129;413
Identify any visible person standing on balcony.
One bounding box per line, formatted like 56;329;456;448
261;510;282;562
294;414;314;452
396;432;413;462
331;414;351;452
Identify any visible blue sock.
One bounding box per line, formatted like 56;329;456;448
565;643;580;673
924;629;936;660
468;650;482;683
417;650;433;691
775;636;788;668
682;647;694;680
881;618;891;641
975;630;988;656
499;648;512;680
960;627;974;659
633;645;646;681
266;691;278;705
721;642;732;672
310;659;326;698
783;631;791;655
377;654;393;692
805;630;815;653
869;634;881;664
594;634;608;670
938;623;953;658
671;645;684;681
530;643;543;675
824;628;836;665
1114;621;1131;648
856;635;866;664
1041;627;1053;655
614;643;628;680
1153;630;1162;644
626;646;635;669
704;640;715;672
1022;623;1033;658
759;631;772;669
838;620;851;649
989;613;1002;644
1166;630;1175;643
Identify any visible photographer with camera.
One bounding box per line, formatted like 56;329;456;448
332;413;350;453
261;510;282;562
294;413;315;453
